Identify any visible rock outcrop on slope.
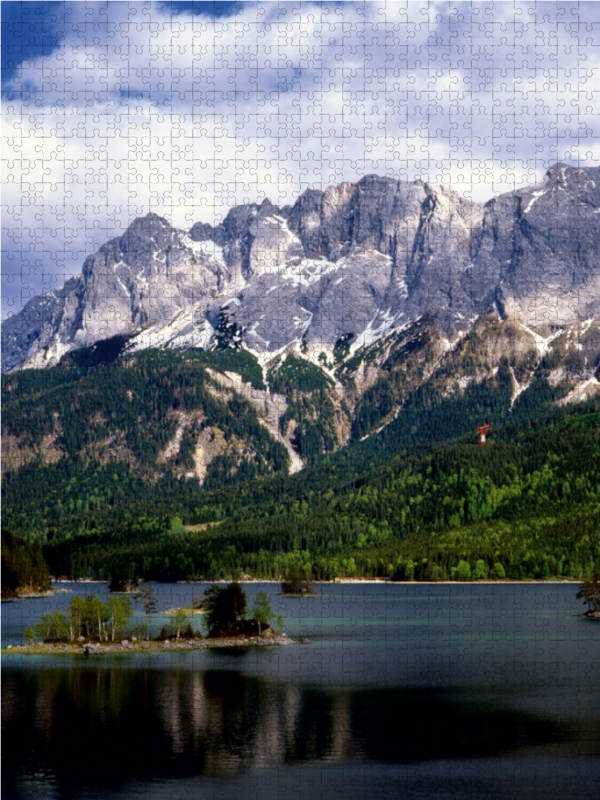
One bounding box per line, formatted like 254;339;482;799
3;164;600;373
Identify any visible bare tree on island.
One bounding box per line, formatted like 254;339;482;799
252;590;275;636
134;584;157;641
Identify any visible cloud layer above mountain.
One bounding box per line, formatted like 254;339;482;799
2;0;600;317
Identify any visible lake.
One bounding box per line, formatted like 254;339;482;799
2;582;599;799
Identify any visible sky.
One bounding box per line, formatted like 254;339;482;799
2;0;600;319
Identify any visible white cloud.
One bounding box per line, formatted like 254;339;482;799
2;0;600;317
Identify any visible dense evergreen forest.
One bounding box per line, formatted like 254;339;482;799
2;342;599;584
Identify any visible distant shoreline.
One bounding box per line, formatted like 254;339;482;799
2;579;579;601
55;579;579;586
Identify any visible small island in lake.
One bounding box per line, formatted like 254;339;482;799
280;567;315;596
4;582;295;655
577;575;600;618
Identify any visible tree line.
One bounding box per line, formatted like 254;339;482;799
1;528;51;598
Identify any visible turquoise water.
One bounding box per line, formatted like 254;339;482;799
3;582;599;799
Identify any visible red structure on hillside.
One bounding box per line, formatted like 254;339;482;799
476;424;490;445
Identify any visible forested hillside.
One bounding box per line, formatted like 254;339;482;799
3;332;599;585
2;329;583;541
2;346;288;491
39;401;600;583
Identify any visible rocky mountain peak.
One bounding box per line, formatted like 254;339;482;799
544;161;584;185
128;211;171;231
3;166;600;373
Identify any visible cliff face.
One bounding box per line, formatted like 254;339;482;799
2;214;225;371
3;164;600;373
470;163;600;329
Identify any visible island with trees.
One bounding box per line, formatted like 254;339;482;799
4;583;294;655
281;567;315;596
577;575;600;618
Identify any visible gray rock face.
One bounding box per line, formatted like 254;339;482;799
191;199;301;287
1;277;83;373
80;213;224;329
471;163;600;330
3;165;600;372
3;214;225;370
405;184;483;327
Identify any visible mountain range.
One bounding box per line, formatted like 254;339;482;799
4;162;600;367
2;163;600;485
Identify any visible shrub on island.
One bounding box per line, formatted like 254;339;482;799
281;567;314;595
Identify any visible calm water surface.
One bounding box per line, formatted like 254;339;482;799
2;582;599;799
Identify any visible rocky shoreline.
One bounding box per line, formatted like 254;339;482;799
3;633;296;655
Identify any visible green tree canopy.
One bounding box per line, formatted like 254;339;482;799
203;582;248;637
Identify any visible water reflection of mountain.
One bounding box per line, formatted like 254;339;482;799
2;667;569;793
